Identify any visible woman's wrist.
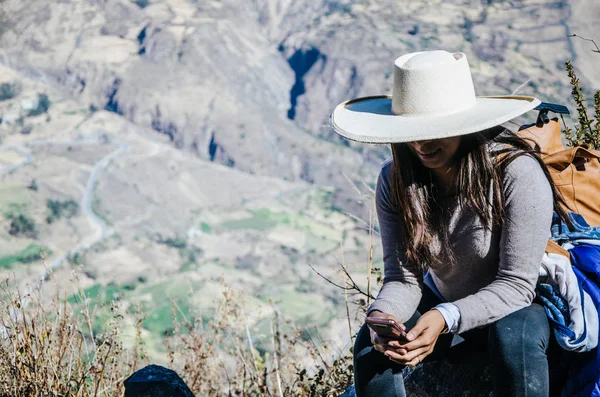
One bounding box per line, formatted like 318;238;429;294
432;303;461;333
430;309;449;334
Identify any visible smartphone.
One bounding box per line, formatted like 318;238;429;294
365;316;408;339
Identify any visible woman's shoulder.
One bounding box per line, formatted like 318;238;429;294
487;132;546;180
377;159;394;188
502;153;546;181
501;153;552;201
376;159;394;202
380;159;394;178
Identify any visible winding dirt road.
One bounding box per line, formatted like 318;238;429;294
0;140;129;298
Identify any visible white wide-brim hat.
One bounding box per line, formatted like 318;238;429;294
330;50;540;143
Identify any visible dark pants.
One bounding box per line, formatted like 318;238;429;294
354;287;564;397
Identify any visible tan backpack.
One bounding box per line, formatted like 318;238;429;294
517;118;600;227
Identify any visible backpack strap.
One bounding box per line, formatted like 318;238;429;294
543;147;600;171
546;240;569;258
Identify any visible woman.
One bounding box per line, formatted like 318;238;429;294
330;51;569;396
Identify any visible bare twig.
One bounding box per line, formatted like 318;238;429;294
308;263;376;300
569;34;600;53
269;311;283;397
366;200;376;306
308;264;352;291
337;209;376;234
304;327;331;372
340;232;353;343
342;172;365;196
511;79;531;95
344;274;353;341
361;179;375;195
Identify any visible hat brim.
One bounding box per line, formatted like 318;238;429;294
330;95;541;143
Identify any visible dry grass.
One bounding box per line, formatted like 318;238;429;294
165;286;355;396
0;275;140;396
0;275;356;396
0;175;380;396
0;155;379;397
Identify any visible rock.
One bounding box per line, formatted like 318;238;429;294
124;365;195;397
402;348;493;397
340;348;493;397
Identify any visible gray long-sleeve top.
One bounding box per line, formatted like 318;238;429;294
368;154;553;334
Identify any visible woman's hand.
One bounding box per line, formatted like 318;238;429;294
368;311;406;355
384;310;446;367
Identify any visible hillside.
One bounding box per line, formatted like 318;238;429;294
0;0;599;360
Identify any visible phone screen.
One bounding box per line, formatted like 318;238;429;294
365;317;407;339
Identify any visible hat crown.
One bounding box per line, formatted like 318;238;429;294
391;51;477;116
402;50;457;69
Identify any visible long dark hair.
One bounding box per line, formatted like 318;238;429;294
389;126;570;270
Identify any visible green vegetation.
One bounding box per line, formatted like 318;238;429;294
62;109;88;115
68;251;83;265
156;235;187;249
46;199;79;223
67;281;139;323
200;222;212;233
0;189;31;215
134;278;206;338
133;0;150;8
313;187;334;209
7;213;37;238
0;81;20;101
221;208;337;239
305;232;338;254
142;299;193;335
563;60;600;148
222;208;280;231
1;200;36;240
180;246;202;267
269;285;334;325
27;93;51;116
0;244;49;268
68;282;123;306
156;235;203;267
463;17;474;42
27;179;38;191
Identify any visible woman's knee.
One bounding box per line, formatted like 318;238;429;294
354;323;374;361
488;303;550;356
353;323;407;397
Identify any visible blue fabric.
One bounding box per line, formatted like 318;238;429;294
551;213;600;243
537;281;596;351
537;283;573;331
563;243;600;397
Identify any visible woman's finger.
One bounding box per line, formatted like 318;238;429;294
404;354;425;367
372;334;390;353
373;343;386;353
384;345;429;363
403;346;435;367
374;340;397;354
397;310;446;350
398;328;438;351
383;350;406;365
372;331;404;353
371;330;392;345
393;345;430;362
